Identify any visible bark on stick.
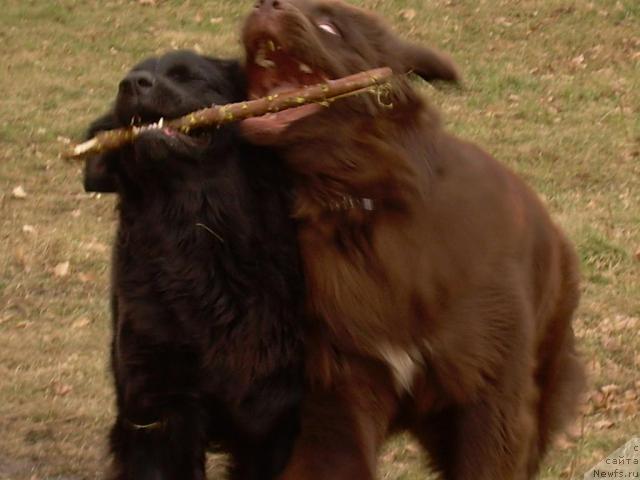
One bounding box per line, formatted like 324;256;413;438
64;67;393;160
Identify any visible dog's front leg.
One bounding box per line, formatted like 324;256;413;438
107;329;206;480
107;405;207;480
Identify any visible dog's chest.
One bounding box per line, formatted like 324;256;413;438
116;204;226;302
299;218;430;391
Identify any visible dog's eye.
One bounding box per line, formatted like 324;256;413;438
167;65;195;82
317;21;340;37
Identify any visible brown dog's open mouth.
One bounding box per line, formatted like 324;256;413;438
243;39;330;143
247;38;330;97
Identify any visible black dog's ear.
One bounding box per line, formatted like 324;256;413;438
396;41;461;84
210;58;247;102
84;154;119;193
83;112;119;193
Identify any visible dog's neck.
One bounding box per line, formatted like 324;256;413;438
287;103;437;222
116;154;252;245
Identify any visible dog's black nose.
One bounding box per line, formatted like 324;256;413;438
254;0;284;10
119;71;155;95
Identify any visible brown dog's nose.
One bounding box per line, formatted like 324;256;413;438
119;71;155;95
254;0;284;10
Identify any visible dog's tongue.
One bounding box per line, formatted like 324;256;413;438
241;104;322;145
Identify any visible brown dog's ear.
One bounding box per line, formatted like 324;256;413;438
83;112;119;193
397;41;461;84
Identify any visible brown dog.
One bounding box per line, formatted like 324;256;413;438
242;1;585;479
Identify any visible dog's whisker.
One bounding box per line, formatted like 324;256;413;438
195;223;224;243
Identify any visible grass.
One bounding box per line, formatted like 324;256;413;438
0;0;638;478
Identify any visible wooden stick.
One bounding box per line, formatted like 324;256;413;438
64;67;393;160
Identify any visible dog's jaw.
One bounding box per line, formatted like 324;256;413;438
242;33;334;145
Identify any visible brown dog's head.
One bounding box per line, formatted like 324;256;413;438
242;0;459;144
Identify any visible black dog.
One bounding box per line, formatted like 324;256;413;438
83;50;305;480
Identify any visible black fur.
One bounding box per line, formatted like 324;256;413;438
84;51;305;480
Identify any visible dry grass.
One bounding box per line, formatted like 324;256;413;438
0;0;638;479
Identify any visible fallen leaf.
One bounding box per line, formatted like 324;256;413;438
77;272;95;283
53;261;70;277
589;390;607;410
554;433;575;450
622;400;639;415
602;336;621;350
580;402;594;415
22;225;36;234
210;17;223;24
12;186;27;199
610;315;638;331
594;419;614;430
587;359;602;376
571;54;586;68
400;9;417;21
566;419;583;438
72;318;91;329
14;246;30;271
52;382;73;397
496;16;513;27
83;241;108;253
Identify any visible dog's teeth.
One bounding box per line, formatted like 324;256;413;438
158;118;164;128
299;63;313;74
256;57;276;68
267;40;276;52
255;48;276;69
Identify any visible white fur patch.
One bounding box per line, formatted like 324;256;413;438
377;343;424;393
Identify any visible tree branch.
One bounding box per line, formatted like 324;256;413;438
64;67;393;160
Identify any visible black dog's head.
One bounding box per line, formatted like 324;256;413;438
84;50;245;192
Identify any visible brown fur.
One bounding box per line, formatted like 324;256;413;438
243;1;585;479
